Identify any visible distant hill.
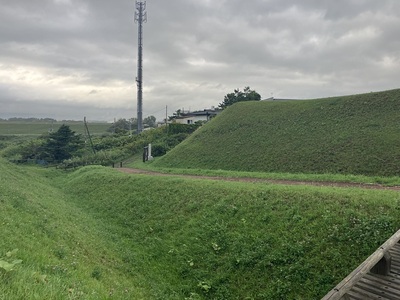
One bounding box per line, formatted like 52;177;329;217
154;89;400;176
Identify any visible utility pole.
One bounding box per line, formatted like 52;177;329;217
165;105;168;133
165;105;168;126
135;1;147;134
83;117;95;154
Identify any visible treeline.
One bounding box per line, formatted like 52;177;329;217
0;117;88;123
2;122;201;168
1;117;57;122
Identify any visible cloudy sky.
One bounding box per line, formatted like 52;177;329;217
1;0;399;121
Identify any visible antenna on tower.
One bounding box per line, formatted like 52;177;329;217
134;1;147;134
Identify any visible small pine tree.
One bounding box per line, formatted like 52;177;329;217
42;124;83;163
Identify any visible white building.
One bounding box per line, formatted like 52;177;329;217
173;109;221;125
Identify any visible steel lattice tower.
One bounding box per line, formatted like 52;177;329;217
135;1;147;134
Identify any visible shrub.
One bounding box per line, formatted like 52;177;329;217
152;143;168;157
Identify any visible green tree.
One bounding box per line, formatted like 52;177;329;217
143;115;156;128
42;124;83;163
108;118;132;134
168;109;182;121
218;86;261;109
19;138;47;160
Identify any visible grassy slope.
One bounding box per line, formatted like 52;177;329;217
63;166;400;299
154;89;400;176
0;160;148;299
2;161;400;299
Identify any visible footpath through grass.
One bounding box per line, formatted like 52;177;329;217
129;156;400;187
63;166;400;299
2;160;400;299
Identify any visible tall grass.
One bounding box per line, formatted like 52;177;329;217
2;159;400;299
62;166;400;299
0;160;148;299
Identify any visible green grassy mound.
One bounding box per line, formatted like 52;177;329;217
62;167;400;299
2;161;400;299
154;89;400;176
0;160;148;299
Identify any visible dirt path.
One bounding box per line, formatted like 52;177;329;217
117;168;400;191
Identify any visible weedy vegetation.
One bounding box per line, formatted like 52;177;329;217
0;160;149;299
1;123;196;169
1;160;400;299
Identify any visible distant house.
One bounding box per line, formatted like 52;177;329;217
173;109;222;125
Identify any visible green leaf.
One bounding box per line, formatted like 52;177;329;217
0;260;15;272
6;248;18;257
0;259;22;272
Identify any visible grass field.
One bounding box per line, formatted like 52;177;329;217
154;89;400;177
1;159;400;299
0;121;110;136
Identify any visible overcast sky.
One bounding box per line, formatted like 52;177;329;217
1;0;399;121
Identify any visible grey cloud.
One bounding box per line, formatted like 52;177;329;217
0;0;399;121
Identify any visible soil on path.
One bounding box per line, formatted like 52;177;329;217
117;168;400;191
